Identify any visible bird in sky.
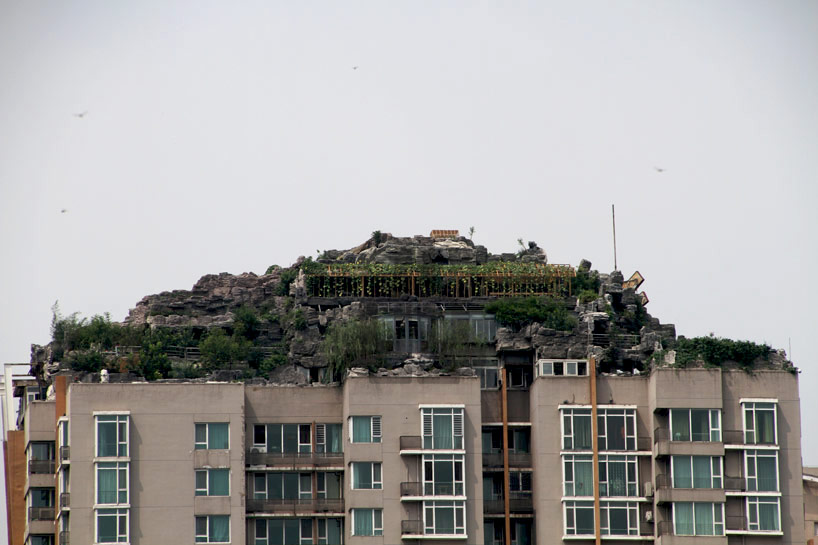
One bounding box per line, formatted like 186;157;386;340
654;166;665;173
73;111;87;118
352;66;358;70
60;209;68;214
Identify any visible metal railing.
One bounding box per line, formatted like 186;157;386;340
655;426;725;443
401;520;424;535
657;521;673;535
726;515;747;531
29;460;55;474
482;452;532;468
483;493;534;514
723;429;778;446
724;476;746;491
400;436;422;450
246;451;343;466
60;492;70;507
59;446;70;461
400;482;423;497
655;474;671;489
588;333;640;348
245;498;344;513
29;506;54;521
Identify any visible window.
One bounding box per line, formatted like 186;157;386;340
253;472;311;500
483;475;503;500
424;501;466;535
743;402;777;445
30;536;54;545
506;365;532;389
255;519;315;545
509;472;532;495
96;415;128;457
254;424;312;454
195;422;229;450
317;519;344;545
509;428;530;453
422;408;463;449
510;521;533;545
97;508;128;543
476;367;499;389
673;502;724;535
30;442;55;461
599;455;638;496
747;496;780;531
562;409;592;450
423;455;464;495
597;408;637;451
350;416;381;443
600;501;639;536
195;469;230;496
670;409;721;442
672;456;722;489
196;515;230;543
316;472;343;499
536;359;588;377
316;423;343;453
563;455;593;497
352;508;383;536
97;462;128;504
746;450;778;492
564;501;595;535
352;462;382;490
29;488;55;507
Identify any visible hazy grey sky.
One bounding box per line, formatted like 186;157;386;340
1;3;816;528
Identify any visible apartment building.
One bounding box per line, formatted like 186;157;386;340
5;362;805;545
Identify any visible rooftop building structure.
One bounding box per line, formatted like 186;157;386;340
3;232;805;545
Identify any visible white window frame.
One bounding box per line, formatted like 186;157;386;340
672;502;724;536
421;407;464;450
597;408;637;451
349;416;382;444
351;508;383;536
194;422;230;450
599;455;639;497
745;450;779;492
95;462;129;506
669;409;721;442
195;514;231;543
599;501;639;536
351;462;382;490
316;423;343;453
671;456;723;489
536;359;588;377
195;468;230;497
742;401;778;445
423;500;466;536
95;414;129;458
563;454;593;497
561;408;593;451
423;454;465;496
95;508;129;543
564;500;595;535
746;496;781;531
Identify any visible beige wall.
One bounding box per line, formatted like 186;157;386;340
67;382;245;545
343;375;483;545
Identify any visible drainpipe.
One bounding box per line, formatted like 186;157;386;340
501;367;511;545
590;356;601;545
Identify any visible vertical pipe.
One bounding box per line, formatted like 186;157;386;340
501;367;511;545
590;356;601;545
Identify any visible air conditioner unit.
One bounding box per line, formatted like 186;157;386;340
644;510;653;523
643;482;653;497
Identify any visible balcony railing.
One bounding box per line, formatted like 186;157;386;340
726;515;747;531
59;530;69;544
655;474;671;489
400;436;422;451
246;451;343;466
245;498;344;513
654;427;719;443
29;506;55;521
724;476;746;491
657;521;673;535
60;492;70;508
60;446;70;461
723;429;777;446
483;493;534;514
401;482;423;497
401;520;424;536
29;460;56;474
482;452;532;468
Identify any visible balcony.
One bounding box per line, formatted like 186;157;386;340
59;531;69;544
653;427;724;457
245;451;343;467
483;493;534;514
402;520;424;536
723;429;778;448
29;460;56;474
60;492;70;508
482;452;532;469
401;482;423;498
724;515;782;535
400;435;422;453
724;476;746;492
245;498;344;514
29;506;55;521
60;446;70;462
400;482;464;498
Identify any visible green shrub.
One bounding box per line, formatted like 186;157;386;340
674;335;771;369
260;354;288;375
323;319;389;381
286;309;307;331
428;320;478;367
199;329;251;369
136;341;172;380
274;267;300;296
67;351;105;373
577;289;598;304
573;267;601;294
484;297;576;331
232;305;261;340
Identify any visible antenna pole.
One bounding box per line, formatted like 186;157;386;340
612;204;618;271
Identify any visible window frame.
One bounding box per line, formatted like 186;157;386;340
672;502;724;536
423;454;465;496
195;514;231;543
564;500;595;536
194;422;230;450
598;455;638;497
351;508;383;536
96;508;129;543
742;401;778;445
351;462;383;490
670;409;721;442
599;501;639;536
95;414;129;458
746;496;781;531
597;408;637;451
421;407;464;450
563;454;594;497
561;408;593;451
96;462;129;505
745;450;779;492
195;468;230;497
349;416;382;444
671;456;723;489
423;500;466;536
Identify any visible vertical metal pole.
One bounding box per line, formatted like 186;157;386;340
612;204;618;271
590;357;601;545
501;367;511;545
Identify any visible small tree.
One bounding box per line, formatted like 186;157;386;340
199;329;250;369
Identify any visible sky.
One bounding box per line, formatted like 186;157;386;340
0;0;816;532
